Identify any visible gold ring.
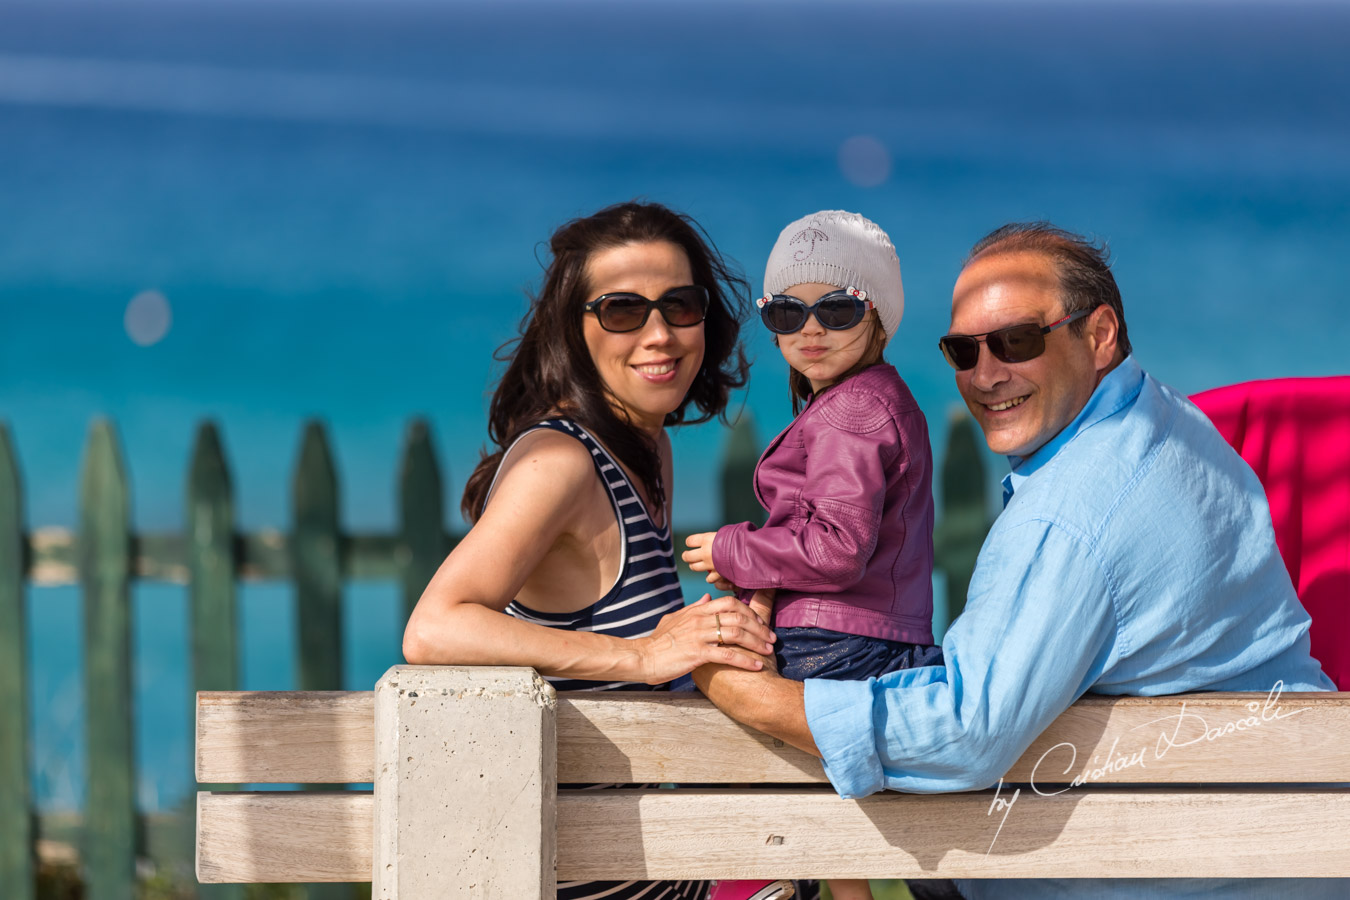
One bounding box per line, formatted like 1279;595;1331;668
715;612;723;646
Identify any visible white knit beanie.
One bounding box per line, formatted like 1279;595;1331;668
763;210;904;345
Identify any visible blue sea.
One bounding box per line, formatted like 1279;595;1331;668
2;0;1348;813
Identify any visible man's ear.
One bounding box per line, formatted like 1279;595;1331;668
1088;305;1121;371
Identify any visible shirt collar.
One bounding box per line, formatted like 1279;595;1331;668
1000;355;1145;506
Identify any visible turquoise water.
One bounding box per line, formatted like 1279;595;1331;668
3;0;1349;811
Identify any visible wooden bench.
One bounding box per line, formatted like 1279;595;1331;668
196;665;1350;895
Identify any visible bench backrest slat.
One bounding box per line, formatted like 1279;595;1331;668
196;786;1350;883
196;792;371;884
197;689;1350;785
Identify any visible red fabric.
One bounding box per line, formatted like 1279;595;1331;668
1191;377;1350;689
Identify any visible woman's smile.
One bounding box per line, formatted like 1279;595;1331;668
633;357;679;381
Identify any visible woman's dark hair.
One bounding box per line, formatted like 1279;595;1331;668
785;312;887;414
462;201;751;522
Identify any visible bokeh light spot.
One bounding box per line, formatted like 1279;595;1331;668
124;290;172;347
838;135;892;188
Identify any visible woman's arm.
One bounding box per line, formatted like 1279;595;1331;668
403;431;774;684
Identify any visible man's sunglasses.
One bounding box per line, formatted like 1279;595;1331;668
938;307;1097;371
757;287;874;335
584;285;710;334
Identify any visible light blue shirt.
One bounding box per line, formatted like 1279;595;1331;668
804;356;1337;899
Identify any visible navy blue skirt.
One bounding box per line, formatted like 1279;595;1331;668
776;626;943;681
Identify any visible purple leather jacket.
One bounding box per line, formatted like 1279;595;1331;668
711;364;935;644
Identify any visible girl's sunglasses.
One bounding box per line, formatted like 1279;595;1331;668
584;285;709;334
757;287;874;335
938;307;1097;371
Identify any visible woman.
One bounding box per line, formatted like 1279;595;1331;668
404;202;775;900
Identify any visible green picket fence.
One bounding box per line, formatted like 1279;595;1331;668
0;413;991;900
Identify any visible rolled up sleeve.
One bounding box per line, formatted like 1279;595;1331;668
805;518;1120;796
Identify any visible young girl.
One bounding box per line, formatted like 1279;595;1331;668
684;210;941;900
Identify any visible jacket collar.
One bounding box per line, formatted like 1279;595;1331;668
755;363;899;509
1001;355;1144;507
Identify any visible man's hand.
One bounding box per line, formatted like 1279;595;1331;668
683;531;734;592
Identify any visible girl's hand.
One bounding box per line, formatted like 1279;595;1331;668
636;594;776;685
746;588;777;631
682;531;733;590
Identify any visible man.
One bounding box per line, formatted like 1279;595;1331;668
694;222;1336;899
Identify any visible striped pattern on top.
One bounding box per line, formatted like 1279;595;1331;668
504;418;686;693
498;419;705;900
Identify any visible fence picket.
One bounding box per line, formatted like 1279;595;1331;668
188;424;239;706
0;425;35;900
292;422;342;693
720;411;764;528
933;414;991;624
80;420;136;900
397;419;446;624
187;423;242;900
291;422;351;899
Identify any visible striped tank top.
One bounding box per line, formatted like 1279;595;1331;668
499;418;706;900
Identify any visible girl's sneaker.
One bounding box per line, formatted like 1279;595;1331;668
708;879;795;900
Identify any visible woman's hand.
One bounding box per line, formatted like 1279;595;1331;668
682;531;735;592
635;594;776;685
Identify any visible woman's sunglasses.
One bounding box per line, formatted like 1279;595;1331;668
757;287;874;335
584;285;709;334
938;307;1097;371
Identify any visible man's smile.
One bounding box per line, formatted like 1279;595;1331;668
985;395;1030;412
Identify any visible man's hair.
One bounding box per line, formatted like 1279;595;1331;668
965;222;1131;357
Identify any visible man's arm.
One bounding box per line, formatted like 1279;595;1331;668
693;588;821;757
803;518;1119;798
692;663;820;757
699;530;1117;800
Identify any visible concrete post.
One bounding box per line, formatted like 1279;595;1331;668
373;665;558;899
